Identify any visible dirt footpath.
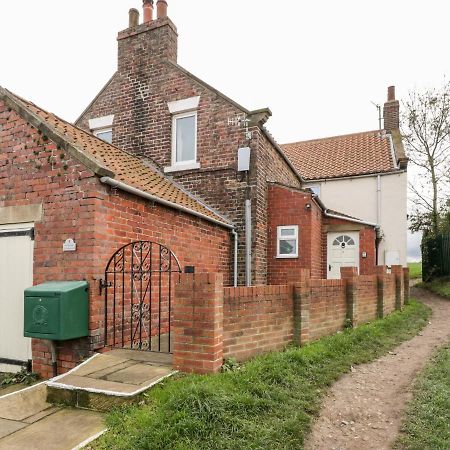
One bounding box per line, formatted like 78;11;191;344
305;288;450;450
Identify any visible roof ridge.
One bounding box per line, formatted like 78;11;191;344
281;129;385;147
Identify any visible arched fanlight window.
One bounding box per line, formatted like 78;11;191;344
332;235;356;249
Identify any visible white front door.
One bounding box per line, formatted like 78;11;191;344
0;224;34;373
327;232;359;279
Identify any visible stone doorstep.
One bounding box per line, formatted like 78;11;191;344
46;349;176;412
0;383;105;450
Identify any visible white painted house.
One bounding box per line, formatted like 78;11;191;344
283;86;408;271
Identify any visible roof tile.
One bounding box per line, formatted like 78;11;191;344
282;130;397;180
4;90;231;227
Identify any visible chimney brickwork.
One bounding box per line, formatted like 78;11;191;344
75;3;301;285
383;85;400;132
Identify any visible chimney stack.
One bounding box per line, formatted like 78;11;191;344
143;0;154;23
129;8;140;28
383;85;400;132
157;0;168;19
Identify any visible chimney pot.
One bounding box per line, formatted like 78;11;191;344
387;85;396;102
143;0;154;23
157;0;168;19
129;8;140;28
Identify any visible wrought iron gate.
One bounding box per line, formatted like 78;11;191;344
103;242;181;353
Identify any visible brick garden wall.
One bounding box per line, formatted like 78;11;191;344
355;275;379;324
222;285;293;361
309;279;347;341
174;266;410;374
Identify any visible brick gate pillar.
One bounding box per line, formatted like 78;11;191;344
341;267;359;327
173;273;224;374
392;265;405;310
403;267;410;304
292;269;311;346
375;265;388;318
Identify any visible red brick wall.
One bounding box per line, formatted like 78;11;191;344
309;279;347;341
222;285;293;361
356;275;379;324
0;100;231;377
267;184;323;284
267;184;377;283
173;267;410;374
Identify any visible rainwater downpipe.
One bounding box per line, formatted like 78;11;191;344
245;198;252;287
231;229;238;287
376;175;382;265
48;340;57;378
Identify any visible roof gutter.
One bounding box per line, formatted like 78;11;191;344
324;210;380;229
303;169;407;183
100;177;235;230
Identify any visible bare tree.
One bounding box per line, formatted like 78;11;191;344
402;81;450;235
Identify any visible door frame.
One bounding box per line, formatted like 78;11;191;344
0;223;34;372
327;231;360;279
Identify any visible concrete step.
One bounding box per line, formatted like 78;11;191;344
46;349;175;412
0;383;104;450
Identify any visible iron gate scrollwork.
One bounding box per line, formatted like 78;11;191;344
104;241;181;353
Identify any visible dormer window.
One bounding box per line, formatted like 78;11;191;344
165;96;201;173
89;115;114;144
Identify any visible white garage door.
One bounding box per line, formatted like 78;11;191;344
327;232;359;279
0;224;34;373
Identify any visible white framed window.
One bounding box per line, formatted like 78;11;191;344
277;225;299;258
89;115;114;144
172;111;197;165
165;96;201;173
93;128;113;144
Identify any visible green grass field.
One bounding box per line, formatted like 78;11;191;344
94;301;430;450
408;262;422;280
395;342;450;449
419;277;450;299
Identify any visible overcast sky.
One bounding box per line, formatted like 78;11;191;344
1;0;443;261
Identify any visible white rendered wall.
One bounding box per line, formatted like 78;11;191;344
305;171;408;266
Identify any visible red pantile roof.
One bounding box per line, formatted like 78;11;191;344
0;88;232;228
282;130;399;180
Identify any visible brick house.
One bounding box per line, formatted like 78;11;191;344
75;1;303;286
0;2;394;377
76;0;381;285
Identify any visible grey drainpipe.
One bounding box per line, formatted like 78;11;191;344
245;199;252;287
231;230;238;287
100;177;238;285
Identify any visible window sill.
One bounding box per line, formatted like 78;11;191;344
164;162;201;173
276;255;299;259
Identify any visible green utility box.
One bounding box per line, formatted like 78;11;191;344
24;281;89;340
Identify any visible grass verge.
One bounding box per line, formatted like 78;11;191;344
408;262;422;280
94;300;430;450
395;342;450;449
419;277;450;299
